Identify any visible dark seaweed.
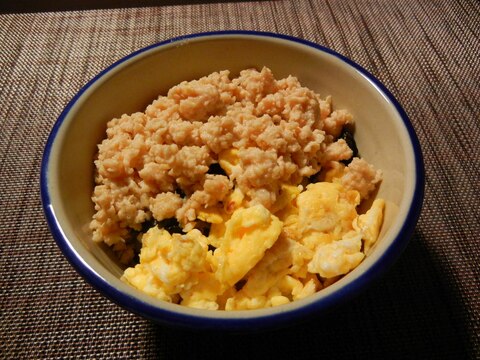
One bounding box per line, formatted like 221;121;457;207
195;220;212;237
174;187;186;198
234;279;247;291
157;218;184;234
207;162;227;176
308;172;320;184
339;127;358;165
141;218;158;233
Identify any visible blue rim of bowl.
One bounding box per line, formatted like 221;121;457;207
40;30;425;331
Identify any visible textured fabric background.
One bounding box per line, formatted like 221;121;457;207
1;1;479;359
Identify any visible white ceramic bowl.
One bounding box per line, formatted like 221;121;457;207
41;31;424;330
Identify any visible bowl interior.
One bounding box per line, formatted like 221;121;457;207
45;33;417;321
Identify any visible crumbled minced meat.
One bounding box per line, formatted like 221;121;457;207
91;67;381;255
150;192;183;221
176;174;233;228
341;157;382;199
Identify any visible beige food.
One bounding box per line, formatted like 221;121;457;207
91;67;383;310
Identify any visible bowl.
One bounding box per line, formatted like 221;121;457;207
40;31;424;330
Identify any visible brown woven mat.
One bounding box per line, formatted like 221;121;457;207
1;1;479;358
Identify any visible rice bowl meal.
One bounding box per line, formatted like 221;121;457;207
90;66;385;311
41;31;424;329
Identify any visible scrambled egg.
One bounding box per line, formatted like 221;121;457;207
212;204;283;287
122;182;384;310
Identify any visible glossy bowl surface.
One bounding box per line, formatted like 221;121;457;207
41;31;424;330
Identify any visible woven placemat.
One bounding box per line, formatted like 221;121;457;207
1;1;478;358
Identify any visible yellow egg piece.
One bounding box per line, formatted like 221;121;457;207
307;232;365;278
218;148;240;176
271;184;302;214
180;272;224;310
296;182;359;239
213;204;283;287
240;236;296;298
197;206;225;224
224;187;245;214
354;198;385;253
121;227;210;299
